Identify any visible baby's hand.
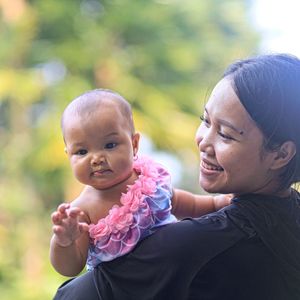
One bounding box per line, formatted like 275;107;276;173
51;203;89;247
213;194;233;211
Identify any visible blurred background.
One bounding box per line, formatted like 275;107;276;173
0;0;298;299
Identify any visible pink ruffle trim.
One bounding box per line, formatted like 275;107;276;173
88;156;166;259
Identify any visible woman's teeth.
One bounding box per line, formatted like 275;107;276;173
201;161;223;171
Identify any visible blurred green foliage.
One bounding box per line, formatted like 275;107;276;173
0;0;259;299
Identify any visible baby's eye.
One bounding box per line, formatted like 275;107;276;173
105;143;117;149
75;149;88;155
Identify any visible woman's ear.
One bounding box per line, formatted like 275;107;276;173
132;132;140;156
270;141;296;170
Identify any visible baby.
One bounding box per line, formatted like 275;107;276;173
50;89;231;276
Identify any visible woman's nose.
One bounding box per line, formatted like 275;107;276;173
195;125;203;148
195;125;215;155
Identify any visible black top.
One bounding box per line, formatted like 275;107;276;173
54;191;300;300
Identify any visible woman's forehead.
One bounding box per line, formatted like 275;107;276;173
205;78;257;131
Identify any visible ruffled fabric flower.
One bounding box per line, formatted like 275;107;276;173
87;156;177;270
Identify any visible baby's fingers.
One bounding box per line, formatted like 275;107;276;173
67;207;83;219
79;222;90;232
57;203;71;215
52;225;63;235
51;211;63;225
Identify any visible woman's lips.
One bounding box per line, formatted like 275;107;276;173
200;160;223;173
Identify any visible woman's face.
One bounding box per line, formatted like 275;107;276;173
195;78;279;195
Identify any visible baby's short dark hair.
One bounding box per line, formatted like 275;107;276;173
61;89;135;135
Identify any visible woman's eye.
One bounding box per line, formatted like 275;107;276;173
75;149;88;155
105;143;117;149
218;132;233;141
200;115;210;126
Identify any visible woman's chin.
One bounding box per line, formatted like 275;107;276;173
199;178;230;194
199;179;218;194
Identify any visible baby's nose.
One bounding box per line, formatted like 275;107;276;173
91;154;105;165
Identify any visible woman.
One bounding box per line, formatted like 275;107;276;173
54;53;300;300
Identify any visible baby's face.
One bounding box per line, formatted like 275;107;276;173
63;105;139;190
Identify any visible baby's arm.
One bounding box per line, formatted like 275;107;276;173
50;203;90;277
171;189;232;219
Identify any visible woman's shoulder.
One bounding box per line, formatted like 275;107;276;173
161;204;250;238
129;207;248;264
95;208;249;299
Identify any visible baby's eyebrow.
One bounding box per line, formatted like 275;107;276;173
69;142;85;147
104;132;119;138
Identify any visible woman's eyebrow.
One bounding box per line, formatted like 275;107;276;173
217;118;244;135
204;108;244;135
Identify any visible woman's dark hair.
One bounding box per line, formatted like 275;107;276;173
223;53;300;189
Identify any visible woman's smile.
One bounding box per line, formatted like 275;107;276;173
200;160;224;176
201;158;223;171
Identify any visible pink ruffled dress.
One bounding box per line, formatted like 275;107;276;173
87;156;177;270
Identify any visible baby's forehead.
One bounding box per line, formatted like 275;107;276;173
62;91;134;133
64;92;124;118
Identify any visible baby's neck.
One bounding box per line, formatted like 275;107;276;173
87;171;138;203
81;171;140;224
